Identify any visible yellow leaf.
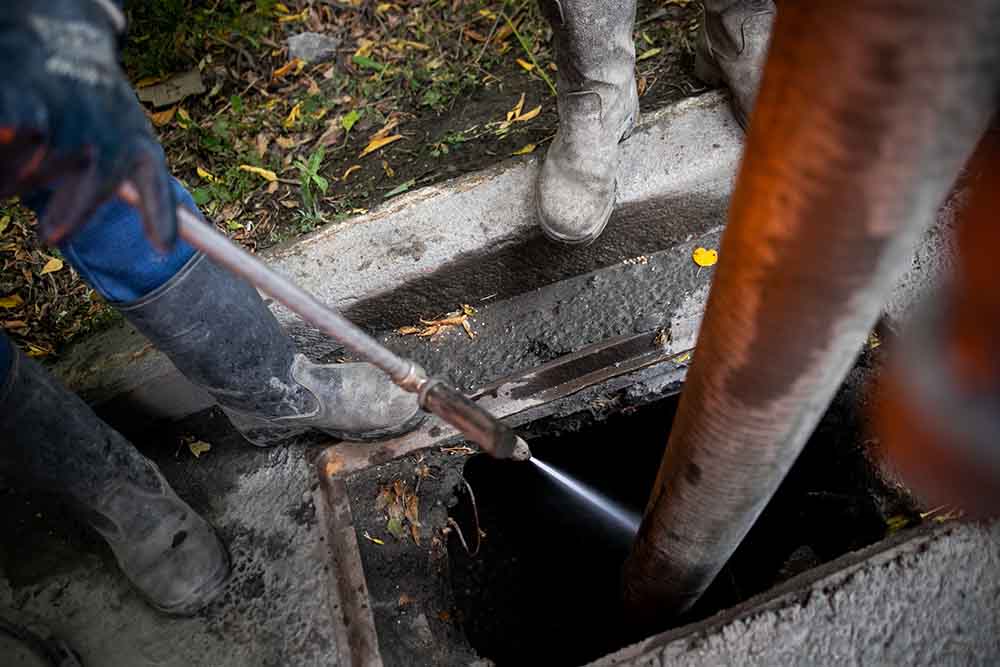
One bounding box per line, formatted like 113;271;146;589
135;75;165;88
239;165;278;182
516;58;534;72
273;58;304;80
283;102;302;129
363;531;385;545
515;105;541;123
26;343;51;358
885;515;910;534
150;106;177;127
0;215;10;237
355;39;375;58
507;93;525;122
278;9;308;22
196;166;216;183
342;165;362;180
359;134;402;158
637;47;662;62
274;2;290;13
188;440;212;458
0;294;23;309
512;143;536;156
40;257;63;275
692;247;718;267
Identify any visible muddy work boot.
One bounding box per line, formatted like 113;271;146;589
696;0;776;128
120;254;423;447
0;342;229;616
536;0;640;245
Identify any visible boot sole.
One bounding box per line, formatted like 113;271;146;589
317;409;428;443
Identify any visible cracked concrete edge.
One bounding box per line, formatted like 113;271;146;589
52;91;743;410
591;519;1000;666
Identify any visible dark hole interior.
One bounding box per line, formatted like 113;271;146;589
447;387;914;666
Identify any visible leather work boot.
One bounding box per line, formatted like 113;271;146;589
696;0;776;128
536;0;640;245
120;253;424;447
0;341;230;616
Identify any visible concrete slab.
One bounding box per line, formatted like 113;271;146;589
1;425;339;667
593;520;1000;666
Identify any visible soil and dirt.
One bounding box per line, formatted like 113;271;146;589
343;347;924;666
0;0;703;361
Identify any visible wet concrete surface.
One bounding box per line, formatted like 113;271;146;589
1;413;339;667
0;227;718;666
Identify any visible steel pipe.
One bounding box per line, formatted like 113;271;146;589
623;0;1000;621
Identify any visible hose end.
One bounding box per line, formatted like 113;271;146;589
511;437;532;462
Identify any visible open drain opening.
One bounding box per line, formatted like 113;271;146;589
447;383;917;666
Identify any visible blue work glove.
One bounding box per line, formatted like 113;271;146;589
0;0;178;249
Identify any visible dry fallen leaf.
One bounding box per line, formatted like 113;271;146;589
516;58;534;72
39;257;63;275
400;304;478;339
512;143;536;156
461;319;476;339
359;133;403;158
692;247;719;267
283;102;303;129
239;165;278;182
516;105;541;122
363;531;385;546
272;57;305;80
149;106;177;127
507;93;525;122
196;166;216;183
188;440;211;458
342;164;362;179
278;8;308;22
0;294;23;309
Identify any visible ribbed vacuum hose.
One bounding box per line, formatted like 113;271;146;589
623;0;1000;621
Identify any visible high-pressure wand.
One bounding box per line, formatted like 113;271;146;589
122;186;531;461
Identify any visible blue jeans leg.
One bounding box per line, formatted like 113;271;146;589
57;178;199;303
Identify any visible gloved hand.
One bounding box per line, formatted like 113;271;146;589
0;0;178;249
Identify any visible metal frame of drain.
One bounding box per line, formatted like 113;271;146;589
313;330;693;666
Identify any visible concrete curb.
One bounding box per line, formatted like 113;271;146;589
591;520;1000;666
54;92;743;417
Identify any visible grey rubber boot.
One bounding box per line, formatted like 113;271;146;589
696;0;776;128
536;0;640;245
0;341;229;616
119;253;423;447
